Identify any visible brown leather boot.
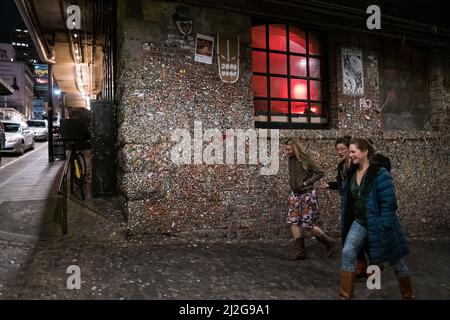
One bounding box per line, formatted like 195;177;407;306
397;276;414;299
340;271;356;300
316;234;336;257
355;259;368;279
289;237;306;260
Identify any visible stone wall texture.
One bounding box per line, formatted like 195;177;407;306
116;0;450;240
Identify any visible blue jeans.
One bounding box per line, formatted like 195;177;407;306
341;221;409;277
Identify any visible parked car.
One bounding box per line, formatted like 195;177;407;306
27;119;49;141
0;122;5;164
0;120;35;155
0;121;5;150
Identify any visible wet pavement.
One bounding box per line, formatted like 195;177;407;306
0;144;449;300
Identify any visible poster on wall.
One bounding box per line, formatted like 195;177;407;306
217;34;240;84
342;47;364;95
194;33;214;65
34;64;48;91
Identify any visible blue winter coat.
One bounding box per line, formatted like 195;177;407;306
340;154;410;264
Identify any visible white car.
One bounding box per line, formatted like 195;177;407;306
1;121;35;155
27;119;49;141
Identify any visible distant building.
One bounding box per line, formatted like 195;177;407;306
0;43;34;119
11;23;40;67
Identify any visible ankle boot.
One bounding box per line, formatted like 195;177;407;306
289;237;306;260
340;271;356;300
316;234;336;257
355;259;368;278
397;275;414;299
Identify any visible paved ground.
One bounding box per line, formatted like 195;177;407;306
0;144;449;300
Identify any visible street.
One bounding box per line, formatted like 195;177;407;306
0;141;47;169
0;144;449;299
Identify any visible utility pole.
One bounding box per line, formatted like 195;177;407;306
48;64;54;162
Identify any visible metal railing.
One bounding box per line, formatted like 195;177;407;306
57;149;71;235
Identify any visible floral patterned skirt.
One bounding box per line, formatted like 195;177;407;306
287;190;320;230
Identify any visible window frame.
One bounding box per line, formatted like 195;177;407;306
251;20;329;130
379;41;430;131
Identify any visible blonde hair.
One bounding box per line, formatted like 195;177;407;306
283;137;314;171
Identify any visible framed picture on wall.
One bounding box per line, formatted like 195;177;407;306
195;33;215;65
342;47;364;95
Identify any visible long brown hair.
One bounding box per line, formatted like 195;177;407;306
283;137;314;171
350;138;375;159
335;135;352;148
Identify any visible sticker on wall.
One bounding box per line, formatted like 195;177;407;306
217;34;240;84
342;47;364;95
359;98;372;110
194;33;215;65
172;5;193;37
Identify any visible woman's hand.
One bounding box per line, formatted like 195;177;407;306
320;179;329;190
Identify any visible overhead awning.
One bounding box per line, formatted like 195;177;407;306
15;0;113;108
0;77;14;96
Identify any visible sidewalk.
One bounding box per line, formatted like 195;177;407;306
0;145;449;300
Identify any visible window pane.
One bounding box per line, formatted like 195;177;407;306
308;33;321;55
309;58;321;78
290;56;307;77
310;80;322;100
252;25;266;49
254;100;268;114
310;104;322;116
292;102;308;114
291;79;308;100
289;27;306;54
269;24;286;51
253;76;267;97
252;51;266;73
270;77;288;98
269;53;287;74
271;101;288;114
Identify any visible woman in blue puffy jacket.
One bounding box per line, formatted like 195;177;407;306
339;138;413;299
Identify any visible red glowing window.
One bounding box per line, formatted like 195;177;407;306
253;76;267;97
271;101;289;114
292;102;308;114
252;25;266;49
309;58;321;78
309;34;321;55
254;100;268;115
269;53;287;74
289;27;306;54
310;80;322;100
251;22;327;128
270;77;288;98
252;51;266;73
290;56;307;77
310;104;322;116
269;24;286;51
291;79;308;100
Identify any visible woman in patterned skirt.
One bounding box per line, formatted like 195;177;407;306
283;137;335;260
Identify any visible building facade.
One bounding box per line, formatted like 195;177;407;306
115;0;450;239
0;43;34;119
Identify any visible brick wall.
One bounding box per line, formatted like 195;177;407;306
116;0;450;239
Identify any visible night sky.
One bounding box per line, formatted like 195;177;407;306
0;0;22;43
